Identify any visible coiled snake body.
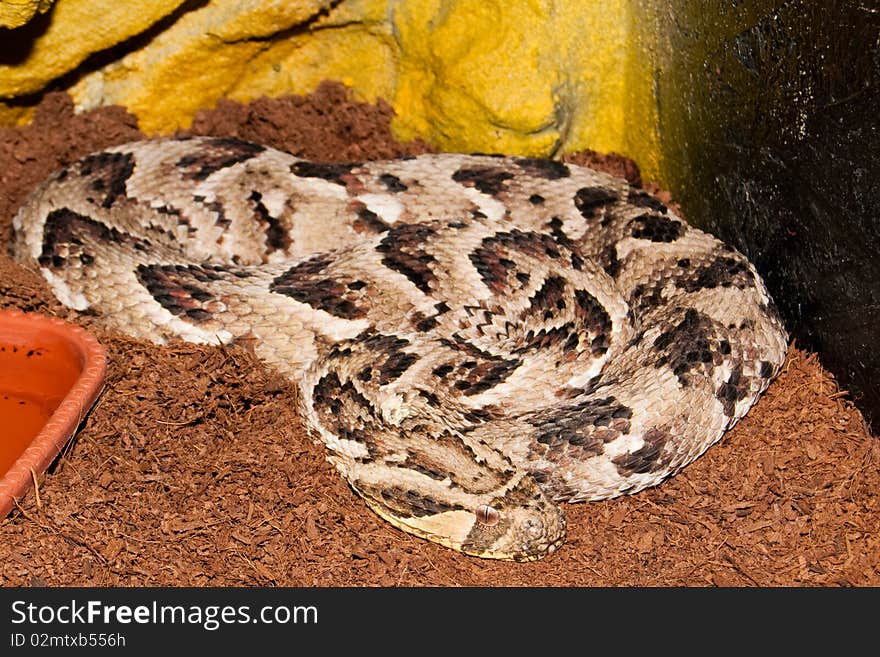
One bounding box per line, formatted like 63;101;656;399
12;137;788;560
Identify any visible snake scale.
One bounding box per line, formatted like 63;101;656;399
11;136;788;560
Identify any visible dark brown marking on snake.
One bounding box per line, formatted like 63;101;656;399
375;224;437;294
628;281;665;315
175;138;265;181
350;201;391;233
439;335;501;362
376;486;465;518
676;255;756;292
312;372;371;413
528;193;545;205
399;457;449;482
79;151;135;208
600;244;620;278
354;333;419;385
271;251;330;279
630;213;684;243
529;276;567;320
39;208;147;269
414;313;439;332
452;357;521;396
462;406;502;424
379;350;420;385
417;389;442;407
188;263;244;282
470;237;517;293
573;186;620;220
499;230;561;259
271;254;368;319
249;191;291;252
432;363;454;378
529;470;550;485
289;160;360;185
311;372;382;453
451;166;515;196
135;264;216;323
612;426;672;475
759;360;774;378
275;253;333;278
518;324;575;352
471;230;563;293
529;396;633;454
312;372;373;419
547;217;576;252
653;308;721;385
716;363;748;417
378;173;407;192
627;190;669;214
574;289;613;356
513;157;571;180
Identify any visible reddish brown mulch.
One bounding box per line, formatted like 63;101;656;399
0;83;877;586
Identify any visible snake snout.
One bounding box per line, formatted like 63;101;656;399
505;500;566;561
523;517;546;539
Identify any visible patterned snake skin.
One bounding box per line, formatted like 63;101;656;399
12;136;788;560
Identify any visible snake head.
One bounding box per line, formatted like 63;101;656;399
357;471;566;561
460;475;566;561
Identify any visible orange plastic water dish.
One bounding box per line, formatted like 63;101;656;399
0;309;107;517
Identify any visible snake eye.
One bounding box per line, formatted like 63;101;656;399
475;504;500;525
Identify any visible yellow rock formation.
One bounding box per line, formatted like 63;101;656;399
0;0;54;29
0;0;663;179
